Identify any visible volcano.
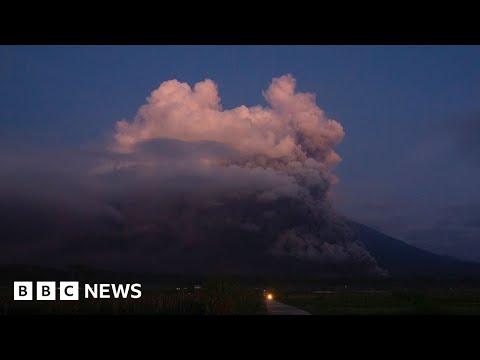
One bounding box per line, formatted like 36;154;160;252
150;216;480;278
2;76;479;280
2;218;479;280
116;215;480;278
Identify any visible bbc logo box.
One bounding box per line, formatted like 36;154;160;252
13;281;142;300
14;281;79;301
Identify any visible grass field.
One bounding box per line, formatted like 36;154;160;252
0;279;266;315
279;288;480;315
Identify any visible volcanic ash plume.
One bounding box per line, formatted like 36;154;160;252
0;74;383;274
105;74;384;274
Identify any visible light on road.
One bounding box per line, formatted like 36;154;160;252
267;293;273;300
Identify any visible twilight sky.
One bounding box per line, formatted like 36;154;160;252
1;45;480;261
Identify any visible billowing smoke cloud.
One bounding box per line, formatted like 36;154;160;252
0;75;384;275
113;75;344;168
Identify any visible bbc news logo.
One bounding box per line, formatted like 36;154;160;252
13;282;142;301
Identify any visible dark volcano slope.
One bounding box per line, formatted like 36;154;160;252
183;220;480;278
349;221;480;277
2;219;480;281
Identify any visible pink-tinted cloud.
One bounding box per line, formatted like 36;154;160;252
113;74;344;169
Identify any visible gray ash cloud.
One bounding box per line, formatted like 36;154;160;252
0;75;384;275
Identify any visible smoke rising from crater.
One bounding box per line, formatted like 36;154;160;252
0;75;383;274
105;74;382;274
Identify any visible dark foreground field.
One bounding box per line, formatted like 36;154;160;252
3;264;480;315
0;279;266;315
280;288;480;315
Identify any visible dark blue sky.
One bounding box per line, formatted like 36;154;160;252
1;45;479;260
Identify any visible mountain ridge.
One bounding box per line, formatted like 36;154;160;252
349;221;480;277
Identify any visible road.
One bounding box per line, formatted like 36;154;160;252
265;300;311;315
